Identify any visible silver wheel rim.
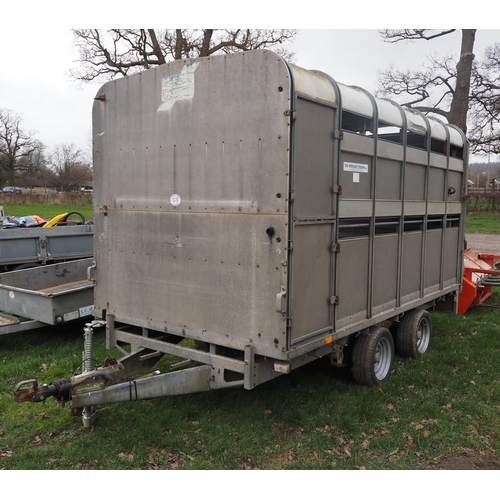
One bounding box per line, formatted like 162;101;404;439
374;336;392;380
416;317;431;354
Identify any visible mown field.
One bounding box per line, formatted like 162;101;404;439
1;204;93;222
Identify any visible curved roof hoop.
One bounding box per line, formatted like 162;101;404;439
387;99;409;149
447;123;468;147
430;115;451;154
350;85;379;136
310;70;342;124
447;123;469;164
351;86;380;207
405;107;432;155
387;99;409;203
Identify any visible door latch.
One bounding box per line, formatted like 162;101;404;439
276;286;287;313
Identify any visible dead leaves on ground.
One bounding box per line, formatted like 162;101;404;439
321;417;438;463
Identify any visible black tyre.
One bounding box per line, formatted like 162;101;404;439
397;309;432;358
57;211;86;226
352;326;394;386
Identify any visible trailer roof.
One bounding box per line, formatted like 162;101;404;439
289;62;466;149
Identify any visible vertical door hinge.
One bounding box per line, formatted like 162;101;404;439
284;109;296;121
333;185;342;195
331;243;340;253
330;296;339;306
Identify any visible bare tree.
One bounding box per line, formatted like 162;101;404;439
377;29;500;156
16;141;48;175
376;29;476;134
0;109;44;186
69;29;297;83
469;43;500;155
49;143;93;192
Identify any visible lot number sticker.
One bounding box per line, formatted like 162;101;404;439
170;194;181;207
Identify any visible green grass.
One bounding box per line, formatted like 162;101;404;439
1;204;94;222
465;213;500;233
1;290;500;470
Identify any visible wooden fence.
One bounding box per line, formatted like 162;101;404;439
2;190;498;213
0;192;93;206
466;189;500;213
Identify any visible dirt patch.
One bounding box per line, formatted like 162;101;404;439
436;448;500;470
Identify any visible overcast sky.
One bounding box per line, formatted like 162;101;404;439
1;27;499;162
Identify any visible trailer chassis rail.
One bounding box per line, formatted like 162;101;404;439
13;316;339;426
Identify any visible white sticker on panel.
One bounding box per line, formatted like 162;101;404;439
343;162;369;174
158;63;199;112
64;311;79;322
170;194;181;207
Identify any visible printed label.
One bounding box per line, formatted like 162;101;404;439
64;311;79;322
343;162;369;173
9;291;15;299
79;305;95;317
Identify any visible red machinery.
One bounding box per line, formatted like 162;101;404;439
459;249;500;314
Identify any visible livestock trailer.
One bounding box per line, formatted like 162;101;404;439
14;50;468;424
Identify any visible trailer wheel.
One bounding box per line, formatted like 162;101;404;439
352;327;394;386
397;309;432;358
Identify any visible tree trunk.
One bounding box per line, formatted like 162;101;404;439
174;30;184;60
148;30;166;65
448;29;476;133
199;30;214;57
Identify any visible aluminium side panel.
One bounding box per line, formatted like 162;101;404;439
0;258;94;324
0;225;94;267
92;51;292;356
289;96;336;344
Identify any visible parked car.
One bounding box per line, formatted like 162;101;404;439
2;186;22;194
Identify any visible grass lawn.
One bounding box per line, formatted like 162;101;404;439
465;213;500;233
1;204;93;223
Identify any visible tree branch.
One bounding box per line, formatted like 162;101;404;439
69;29;297;83
380;29;456;43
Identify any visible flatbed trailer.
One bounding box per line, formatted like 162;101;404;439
14;50;469;426
1;223;93;272
0;258;95;335
0;213;94;334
